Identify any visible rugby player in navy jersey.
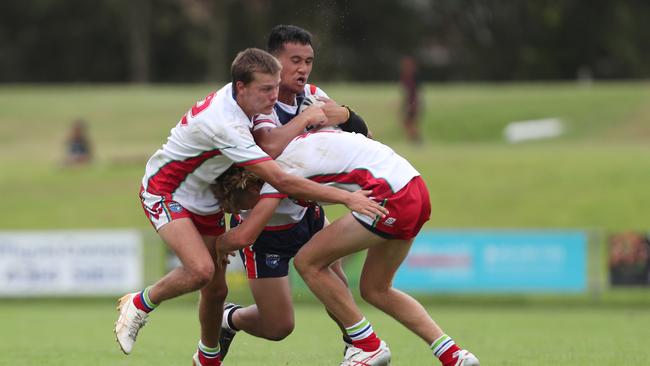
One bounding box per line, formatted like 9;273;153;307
219;25;370;360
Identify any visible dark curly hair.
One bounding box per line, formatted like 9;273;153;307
211;165;264;213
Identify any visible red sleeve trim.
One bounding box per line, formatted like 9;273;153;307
235;156;272;167
253;118;274;126
261;193;288;199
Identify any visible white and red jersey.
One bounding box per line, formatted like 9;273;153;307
260;129;421;227
141;83;272;215
240;84;329;228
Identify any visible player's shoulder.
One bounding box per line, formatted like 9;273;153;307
304;83;328;99
199;84;249;126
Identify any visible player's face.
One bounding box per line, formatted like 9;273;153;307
275;42;314;94
237;72;280;116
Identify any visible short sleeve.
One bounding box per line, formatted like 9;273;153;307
252;113;280;132
260;182;287;198
209;120;271;166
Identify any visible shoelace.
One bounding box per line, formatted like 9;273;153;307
127;312;148;339
340;347;362;366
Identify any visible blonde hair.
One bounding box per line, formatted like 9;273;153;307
212;165;264;213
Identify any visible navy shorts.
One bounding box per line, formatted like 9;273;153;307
233;205;324;279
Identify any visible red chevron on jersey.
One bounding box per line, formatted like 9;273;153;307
146;149;222;196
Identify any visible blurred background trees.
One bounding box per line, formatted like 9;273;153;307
1;0;649;83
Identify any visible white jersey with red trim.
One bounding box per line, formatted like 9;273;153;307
241;84;329;227
260;129;420;224
141;83;272;215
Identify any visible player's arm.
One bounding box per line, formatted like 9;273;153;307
216;197;280;253
254;107;327;159
319;98;370;137
244;160;387;218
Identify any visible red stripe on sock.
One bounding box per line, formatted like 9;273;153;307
132;292;152;313
198;352;222;366
440;344;461;366
351;332;381;352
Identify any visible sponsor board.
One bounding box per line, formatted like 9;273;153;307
0;230;143;296
394;230;587;293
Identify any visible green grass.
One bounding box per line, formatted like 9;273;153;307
1;298;649;365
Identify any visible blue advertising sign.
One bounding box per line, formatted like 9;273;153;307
394;230;587;293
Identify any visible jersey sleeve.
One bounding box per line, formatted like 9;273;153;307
306;84;329;99
252;112;280;132
204;119;272;166
260;182;287;198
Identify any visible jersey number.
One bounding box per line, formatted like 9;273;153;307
180;92;216;125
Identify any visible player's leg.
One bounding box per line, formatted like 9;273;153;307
327;258;354;349
219;238;296;360
151;219;216;302
360;239;478;366
230;276;295;339
227;260;350;336
315;215;354;349
194;234;228;366
360;238;442;341
294;214;391;366
294;214;381;325
115;218;215;355
228;261;348;341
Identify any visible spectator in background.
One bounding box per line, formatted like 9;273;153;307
399;56;422;143
64;118;92;165
609;232;650;285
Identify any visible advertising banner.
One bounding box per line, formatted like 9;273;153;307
0;230;143;296
393;230;587;293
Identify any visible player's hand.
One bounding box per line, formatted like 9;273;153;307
215;235;236;268
318;97;349;126
344;190;388;219
301;106;328;130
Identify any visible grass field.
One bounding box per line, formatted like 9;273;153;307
1;298;649;365
1;82;650;365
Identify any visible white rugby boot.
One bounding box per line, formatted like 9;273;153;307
453;349;480;366
114;293;149;354
340;340;391;366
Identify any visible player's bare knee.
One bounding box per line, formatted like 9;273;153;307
188;262;215;289
263;321;295;341
293;253;311;277
294;252;321;280
359;284;389;306
201;282;228;301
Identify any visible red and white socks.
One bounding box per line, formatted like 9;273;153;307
132;286;157;313
345;317;381;352
431;334;462;366
197;340;222;366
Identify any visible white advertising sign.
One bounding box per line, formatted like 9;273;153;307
0;230;143;296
